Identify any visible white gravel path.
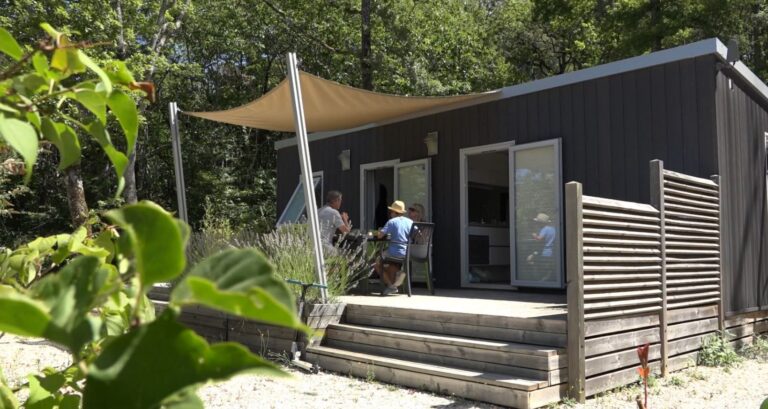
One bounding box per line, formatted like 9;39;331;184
2;334;767;408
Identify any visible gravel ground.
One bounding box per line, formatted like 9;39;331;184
2;334;767;408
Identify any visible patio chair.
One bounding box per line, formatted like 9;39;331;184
403;222;435;297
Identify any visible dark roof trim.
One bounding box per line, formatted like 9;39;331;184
276;38;766;150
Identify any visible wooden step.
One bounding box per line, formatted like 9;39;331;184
306;346;565;409
325;324;567;374
344;304;566;347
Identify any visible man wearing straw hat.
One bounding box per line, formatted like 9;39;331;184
373;200;413;295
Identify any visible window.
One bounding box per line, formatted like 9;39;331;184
277;173;323;225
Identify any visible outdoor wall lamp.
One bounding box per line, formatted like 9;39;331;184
338;149;351;170
425;131;439;156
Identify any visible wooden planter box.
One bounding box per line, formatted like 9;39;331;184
301;302;346;349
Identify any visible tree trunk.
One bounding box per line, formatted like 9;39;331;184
123;151;138;203
360;0;373;90
64;165;89;228
649;0;662;51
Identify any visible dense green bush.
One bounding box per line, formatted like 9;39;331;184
698;331;742;368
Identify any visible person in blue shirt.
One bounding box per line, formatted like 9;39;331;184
527;213;556;273
373;200;413;295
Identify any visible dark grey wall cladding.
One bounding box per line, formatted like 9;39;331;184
278;55;721;289
715;70;768;316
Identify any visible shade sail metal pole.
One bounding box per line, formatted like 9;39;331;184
286;53;328;302
169;102;189;224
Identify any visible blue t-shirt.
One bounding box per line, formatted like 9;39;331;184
381;216;414;258
539;225;556;257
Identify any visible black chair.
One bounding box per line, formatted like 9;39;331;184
404;222;435;296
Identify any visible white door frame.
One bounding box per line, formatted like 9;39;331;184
460;141;515;289
394;158;432;222
359;159;400;231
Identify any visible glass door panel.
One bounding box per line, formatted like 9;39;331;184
277;175;322;225
512;144;561;286
394;159;431;221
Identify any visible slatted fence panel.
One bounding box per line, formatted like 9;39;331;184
581;195;663;396
652;161;724;372
660;168;722;311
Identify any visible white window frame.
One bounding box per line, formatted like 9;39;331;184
459;138;563;289
277;170;323;225
359;159;400;230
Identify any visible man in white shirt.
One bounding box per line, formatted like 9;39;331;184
317;190;351;251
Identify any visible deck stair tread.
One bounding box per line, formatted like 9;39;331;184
329;323;563;356
306;345;549;391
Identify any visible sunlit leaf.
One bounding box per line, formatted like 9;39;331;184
0;285;51;337
72;89;107;124
32;52;49;76
83;310;285;409
0;103;18;115
105;61;136;86
107;90;138;155
172;249;303;330
78;51;112;95
26;111;41;130
0;381;19;409
0;116;38;183
39;23;63;44
0;28;23;61
106;202;186;289
31;256;118;353
51;49;85;76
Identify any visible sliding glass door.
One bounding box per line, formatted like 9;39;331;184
461;139;562;289
395;159;431;222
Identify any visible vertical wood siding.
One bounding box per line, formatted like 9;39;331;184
715;71;768;315
277;56;721;289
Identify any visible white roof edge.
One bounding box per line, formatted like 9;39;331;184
276;38;768;150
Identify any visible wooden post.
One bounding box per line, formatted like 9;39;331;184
565;182;585;403
650;160;668;377
711;174;725;331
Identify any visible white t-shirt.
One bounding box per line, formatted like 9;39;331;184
317;205;344;247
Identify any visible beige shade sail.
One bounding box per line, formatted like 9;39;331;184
184;71;499;132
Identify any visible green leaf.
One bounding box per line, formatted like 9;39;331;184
26;111;41;130
50;48;85;76
83;310;285;409
159;388;204;409
72;89;107;124
32;52;49;76
106;202;186;289
107;90;138;155
41;119;80;170
105;61;136;86
39;24;62;43
0;382;19;409
0;116;38;183
31;256;118;352
25;372;65;409
0;103;18;115
171;249;303;329
77;51;112;95
59;395;80;409
0;285;51;337
85;120;127;188
0;28;23;61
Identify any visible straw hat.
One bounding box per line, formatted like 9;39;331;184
533;213;551;223
388;200;406;214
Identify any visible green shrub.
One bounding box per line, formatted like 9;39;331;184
698;331;742;368
186;222;370;303
741;334;768;361
249;224;369;303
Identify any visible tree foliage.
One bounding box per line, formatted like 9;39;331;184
0;25;303;408
1;0;767;246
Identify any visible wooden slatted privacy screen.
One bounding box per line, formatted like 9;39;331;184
566;162;727;403
566;183;664;401
651;160;724;375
